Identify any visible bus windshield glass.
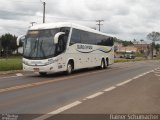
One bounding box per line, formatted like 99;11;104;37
23;28;69;59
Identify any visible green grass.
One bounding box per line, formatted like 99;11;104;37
0;58;22;71
114;58;146;63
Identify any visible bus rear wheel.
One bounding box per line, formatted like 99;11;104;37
100;59;105;69
105;58;109;69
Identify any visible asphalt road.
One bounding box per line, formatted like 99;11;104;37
0;60;159;120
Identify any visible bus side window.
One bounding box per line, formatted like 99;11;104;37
70;29;81;45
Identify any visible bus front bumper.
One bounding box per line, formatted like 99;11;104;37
23;64;57;73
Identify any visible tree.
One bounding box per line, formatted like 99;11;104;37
133;39;138;44
147;32;160;42
1;33;17;56
155;44;160;54
122;41;133;46
0;37;2;50
140;39;144;43
147;31;160;59
0;37;2;57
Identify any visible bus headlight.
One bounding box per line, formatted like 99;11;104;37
45;59;58;65
23;60;30;65
45;61;52;65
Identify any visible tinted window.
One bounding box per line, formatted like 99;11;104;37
88;33;96;45
97;36;114;46
70;28;114;46
71;29;96;45
81;31;89;44
81;31;96;45
70;29;81;45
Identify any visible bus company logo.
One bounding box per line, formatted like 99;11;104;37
77;45;93;50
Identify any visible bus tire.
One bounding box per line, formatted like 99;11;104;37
66;61;73;75
100;59;105;69
105;58;109;69
39;72;47;76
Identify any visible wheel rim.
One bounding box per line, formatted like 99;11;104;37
101;61;104;68
67;64;72;73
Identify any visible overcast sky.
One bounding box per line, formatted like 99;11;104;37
0;0;160;41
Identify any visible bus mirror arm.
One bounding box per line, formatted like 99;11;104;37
54;32;65;44
17;35;25;46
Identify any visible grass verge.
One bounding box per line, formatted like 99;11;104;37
0;58;22;71
114;58;147;63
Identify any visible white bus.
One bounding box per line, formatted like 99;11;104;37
17;22;115;75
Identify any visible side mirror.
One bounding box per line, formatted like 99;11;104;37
54;32;65;44
17;35;25;46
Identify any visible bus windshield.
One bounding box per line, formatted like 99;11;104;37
23;28;69;59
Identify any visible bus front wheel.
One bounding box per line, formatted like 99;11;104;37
39;72;47;76
66;62;73;75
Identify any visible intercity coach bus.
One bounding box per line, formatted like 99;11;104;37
17;22;115;76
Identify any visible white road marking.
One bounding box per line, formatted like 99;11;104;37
147;70;154;74
154;68;160;71
134;74;143;79
16;73;23;76
104;86;116;92
86;92;104;99
132;76;140;79
33;101;82;120
49;101;81;114
0;76;19;80
116;70;153;87
154;71;160;73
155;74;160;77
116;79;133;86
33;68;157;120
155;68;160;70
153;71;160;74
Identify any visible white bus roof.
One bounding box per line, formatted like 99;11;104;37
29;22;115;37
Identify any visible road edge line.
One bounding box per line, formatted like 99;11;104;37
33;101;82;120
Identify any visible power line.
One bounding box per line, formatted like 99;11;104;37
0;9;95;22
96;20;104;31
1;10;95;22
1;9;107;24
10;0;40;3
0;9;98;23
45;15;96;22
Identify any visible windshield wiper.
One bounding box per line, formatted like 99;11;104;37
28;39;38;58
39;40;46;58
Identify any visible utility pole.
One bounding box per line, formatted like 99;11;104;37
43;2;46;23
40;0;46;23
96;20;104;31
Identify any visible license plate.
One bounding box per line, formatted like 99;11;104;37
33;68;39;72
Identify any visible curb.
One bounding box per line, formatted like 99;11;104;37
0;70;23;76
